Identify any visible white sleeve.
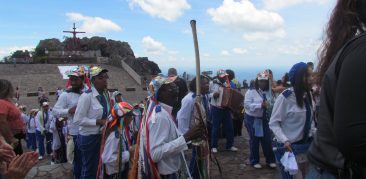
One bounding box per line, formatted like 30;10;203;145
244;90;262;113
74;93;97;126
149;114;188;163
52;93;70;118
177;96;194;134
269;95;289;143
209;82;219;99
49;118;56;133
35;112;45;132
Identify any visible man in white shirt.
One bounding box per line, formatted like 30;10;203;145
177;75;210;178
137;76;203;178
52;67;85;178
74;66;110;179
35;102;54;160
209;70;238;153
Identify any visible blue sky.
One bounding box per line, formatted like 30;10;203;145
0;0;335;79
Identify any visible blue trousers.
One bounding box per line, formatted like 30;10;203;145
72;135;81;179
189;147;200;179
27;132;37;151
273;141;310;179
244;114;275;165
210;106;234;149
36;130;52;156
78;134;101;179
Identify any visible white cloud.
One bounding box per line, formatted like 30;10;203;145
182;28;205;35
65;12;122;34
203;53;210;57
129;0;190;22
207;0;285;41
276;39;321;56
263;0;329;10
243;29;286;41
221;50;231;56
0;46;34;59
232;48;248;54
142;36;166;55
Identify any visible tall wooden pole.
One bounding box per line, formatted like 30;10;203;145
191;20;201;97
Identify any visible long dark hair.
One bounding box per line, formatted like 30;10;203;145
317;0;366;84
293;67;311;108
0;79;14;99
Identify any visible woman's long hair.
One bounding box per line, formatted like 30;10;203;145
317;0;366;84
293;67;311;108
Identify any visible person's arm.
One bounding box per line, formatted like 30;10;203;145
244;90;262;113
149;113;188;163
0;136;15;163
334;46;366;165
268;95;289;143
0;115;17;144
52;93;70;118
74;94;98;126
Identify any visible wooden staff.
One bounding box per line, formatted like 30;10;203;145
191;20;201;97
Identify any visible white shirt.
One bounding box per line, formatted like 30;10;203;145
146;103;188;175
244;89;264;117
177;92;196;134
21;113;28;125
35;109;53;133
101;131;130;175
27;116;37;133
52;91;81;136
74;87;109;136
269;88;316;143
49;117;61;150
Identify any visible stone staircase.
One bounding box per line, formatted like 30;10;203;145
0;64;148;110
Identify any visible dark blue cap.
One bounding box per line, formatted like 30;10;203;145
289;62;307;85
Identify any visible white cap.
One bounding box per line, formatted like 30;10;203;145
42;102;49;107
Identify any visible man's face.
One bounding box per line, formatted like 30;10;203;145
258;80;268;90
115;94;122;103
69;76;83;89
201;78;210;94
43;105;49;111
124;115;133;126
93;72;109;90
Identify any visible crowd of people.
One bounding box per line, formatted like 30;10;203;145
0;63;316;179
1;1;366;178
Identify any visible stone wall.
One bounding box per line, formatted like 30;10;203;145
0;64;148;110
